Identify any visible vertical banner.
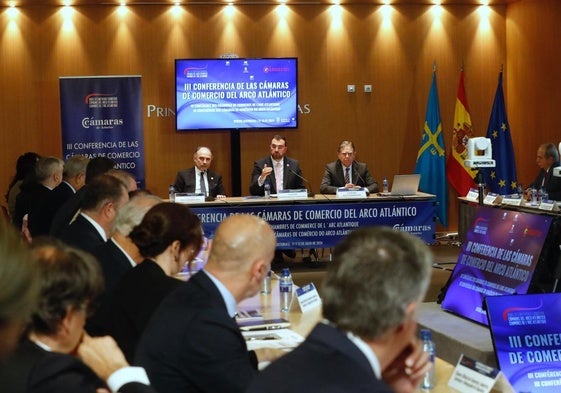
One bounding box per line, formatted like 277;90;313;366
59;76;145;188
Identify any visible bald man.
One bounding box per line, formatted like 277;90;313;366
173;146;226;198
135;214;282;393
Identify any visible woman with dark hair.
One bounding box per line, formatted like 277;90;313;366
97;202;203;362
5;152;41;220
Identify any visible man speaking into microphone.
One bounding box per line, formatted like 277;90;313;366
320;140;379;194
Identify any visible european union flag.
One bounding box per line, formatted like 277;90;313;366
415;71;448;226
484;72;517;194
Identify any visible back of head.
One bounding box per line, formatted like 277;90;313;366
35;156;64;182
0;221;39;357
81;174;127;213
107;168;137;192
129;202;203;259
207;214;276;273
29;237;103;335
64;155;90;180
322;227;432;340
12;152;41;184
112;194;162;236
544;143;560;162
85;157;116;184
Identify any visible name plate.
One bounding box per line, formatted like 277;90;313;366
501;194;523;206
539;199;558;211
174;193;205;203
483;193;501;205
448;354;514;393
336;187;367;199
465;188;479;201
277;189;308;200
295;283;322;313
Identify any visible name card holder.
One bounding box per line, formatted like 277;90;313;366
483;193;501;205
174;193;205;204
501;194;523;207
539;199;558;212
465;188;479;202
294;283;322;313
448;354;514;393
277;189;309;200
336;187;367;199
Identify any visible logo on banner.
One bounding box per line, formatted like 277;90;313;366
82;92;124;130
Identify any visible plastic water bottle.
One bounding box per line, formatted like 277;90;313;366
264;181;271;199
382;177;389;193
530;188;538;206
261;269;272;294
169;184;176;202
279;268;293;312
541;188;549;202
420;329;436;389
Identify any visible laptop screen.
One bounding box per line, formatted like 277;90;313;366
486;293;561;392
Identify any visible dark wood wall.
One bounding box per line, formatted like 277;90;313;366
0;1;556;232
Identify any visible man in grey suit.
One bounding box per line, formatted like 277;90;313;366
320;140;379;194
173;146;226;198
249;134;306;196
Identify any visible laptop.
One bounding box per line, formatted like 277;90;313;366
380;174;421;196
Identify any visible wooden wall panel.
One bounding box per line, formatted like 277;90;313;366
0;3;512;232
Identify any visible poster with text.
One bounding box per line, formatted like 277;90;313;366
442;206;552;325
59;76;145;188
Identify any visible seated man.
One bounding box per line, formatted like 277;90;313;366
525;143;561;200
135;214;283;393
320;140;379;194
173;146;226;198
247;226;433;393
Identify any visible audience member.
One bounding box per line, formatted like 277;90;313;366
59;174;129;253
50;157;116;237
52;154;90;204
94;202;202;362
249;134;305;196
173;146;226;198
135;214;284;393
4;151;41;221
320;140;379;194
525;143;561;200
108;168;139;193
0;237;155;392
247;226;433;393
0;220;39;360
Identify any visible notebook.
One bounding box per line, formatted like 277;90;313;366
380;174;421;196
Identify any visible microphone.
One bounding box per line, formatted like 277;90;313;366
288;168;315;197
353;168;370;194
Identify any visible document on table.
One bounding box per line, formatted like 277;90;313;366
243;328;304;351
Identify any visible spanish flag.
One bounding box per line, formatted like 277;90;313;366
446;70;477;196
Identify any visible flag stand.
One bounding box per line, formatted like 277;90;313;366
476;170;486;206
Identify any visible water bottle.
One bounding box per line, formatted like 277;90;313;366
420;329;436;389
169;184;176;202
382;177;389;193
541;188;549;202
279;268;293;312
264;181;271;199
261;269;272;294
530;188;538;206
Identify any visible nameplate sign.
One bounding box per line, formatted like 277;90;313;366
465;188;479;202
448;354;514;393
277;189;308;200
336;187;367;199
539;199;558;212
174;193;205;203
483;193;501;205
501;194;523;207
295;283;322;313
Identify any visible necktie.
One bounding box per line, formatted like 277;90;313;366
275;162;283;192
200;171;207;196
344;167;350;184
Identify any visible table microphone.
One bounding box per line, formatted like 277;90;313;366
353;169;370;194
288;168;315;197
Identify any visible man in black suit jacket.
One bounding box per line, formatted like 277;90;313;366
59;174;129;254
247;227;434;393
173;146;226;198
135;215;283;393
525;143;561;200
320;140;379;194
249;134;306;196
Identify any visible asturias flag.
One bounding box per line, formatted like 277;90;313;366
415;71;448;226
484;71;517;194
446;71;477;196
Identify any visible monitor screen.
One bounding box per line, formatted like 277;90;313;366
175;58;298;131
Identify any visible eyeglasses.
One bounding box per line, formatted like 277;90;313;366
339;152;354;157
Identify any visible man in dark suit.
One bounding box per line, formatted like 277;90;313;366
135;214;283;393
59;174;129;254
247;227;434;393
249;134;306;196
320;140;379;194
173;146;226;198
525;143;561;200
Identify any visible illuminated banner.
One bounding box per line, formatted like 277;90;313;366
191;200;435;248
442;206;552;325
486;293;561;392
59;76;145;188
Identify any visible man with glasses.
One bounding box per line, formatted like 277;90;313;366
320;140;379;194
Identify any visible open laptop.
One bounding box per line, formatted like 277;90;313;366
379;174;421;196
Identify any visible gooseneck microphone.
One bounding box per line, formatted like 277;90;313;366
353;168;370;194
288;168;315;197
